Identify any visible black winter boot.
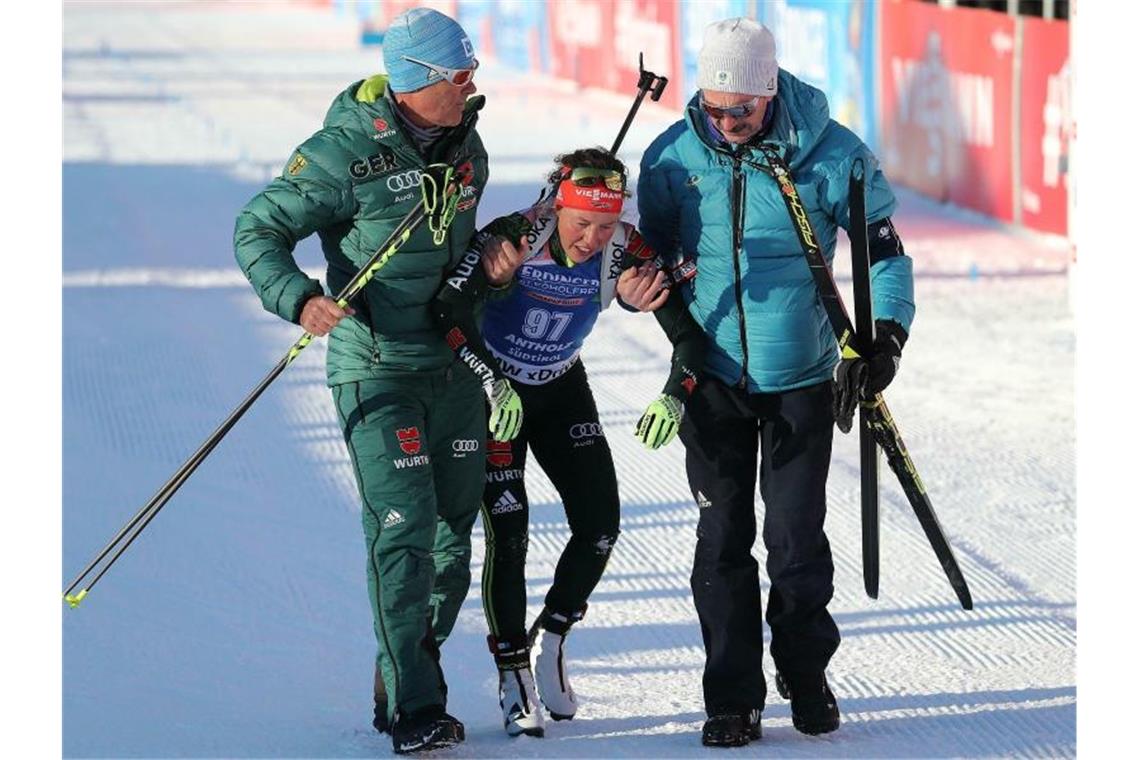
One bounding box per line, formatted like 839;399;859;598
701;709;762;747
776;671;840;735
391;704;465;754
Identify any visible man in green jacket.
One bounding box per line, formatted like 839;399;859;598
233;8;517;754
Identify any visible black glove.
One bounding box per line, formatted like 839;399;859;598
864;319;908;395
832;358;868;434
831;319;908;433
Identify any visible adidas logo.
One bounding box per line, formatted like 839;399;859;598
383;509;405;528
491;490;524;515
697;491;712;508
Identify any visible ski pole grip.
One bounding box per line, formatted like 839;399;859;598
636;51;668;103
610;52;668;156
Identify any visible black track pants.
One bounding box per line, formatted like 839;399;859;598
679;377;840;716
480;360;620;641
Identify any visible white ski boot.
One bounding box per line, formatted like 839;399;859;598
489;634;545;738
531;609;585;720
498;667;545;737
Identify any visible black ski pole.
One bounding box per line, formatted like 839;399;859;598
64;195;430;608
609;52;668;156
64;95;486;608
849;160;880;600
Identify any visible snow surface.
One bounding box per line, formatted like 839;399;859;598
62;4;1074;758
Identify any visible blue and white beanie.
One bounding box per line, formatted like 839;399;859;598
382;8;476;94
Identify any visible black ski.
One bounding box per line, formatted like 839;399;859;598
757;145;972;610
848;163;880;600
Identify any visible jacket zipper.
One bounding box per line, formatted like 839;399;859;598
730;157;750;389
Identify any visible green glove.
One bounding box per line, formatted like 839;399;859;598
487;378;523;442
635;394;683;450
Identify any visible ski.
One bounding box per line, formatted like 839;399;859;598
758;145;973;610
848;165;880;600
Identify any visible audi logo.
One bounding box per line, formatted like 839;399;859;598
569;422;604;440
386;169;423;192
452;439;480;453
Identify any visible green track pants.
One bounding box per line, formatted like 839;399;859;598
333;366;485;721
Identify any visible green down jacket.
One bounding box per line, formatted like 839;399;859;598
234;75;489;385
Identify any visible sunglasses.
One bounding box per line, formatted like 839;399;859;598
565;167;626;192
401;55;479;87
699;94;764;120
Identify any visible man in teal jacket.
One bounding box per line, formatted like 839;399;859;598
233;8;515;754
638;17;915;747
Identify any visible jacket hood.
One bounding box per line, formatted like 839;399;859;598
322;75;396;134
684;69;832;164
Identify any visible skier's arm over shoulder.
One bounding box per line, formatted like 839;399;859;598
622;226;705;398
431;230;505;391
433;223;526;443
634;271;704;452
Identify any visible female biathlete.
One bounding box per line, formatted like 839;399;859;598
432;147;704;737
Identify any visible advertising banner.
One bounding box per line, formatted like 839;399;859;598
366;0;458;29
360;1;541;73
485;1;550;74
613;0;681;109
757;0;879;151
455;1;495;59
364;1;681;111
547;0;681;109
879;0;1015;221
546;0;614;93
1019;17;1070;236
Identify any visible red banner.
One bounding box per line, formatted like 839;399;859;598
547;0;681;109
879;0;1015;221
1019;18;1070;236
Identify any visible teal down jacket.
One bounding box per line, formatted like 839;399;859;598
638;69;915;394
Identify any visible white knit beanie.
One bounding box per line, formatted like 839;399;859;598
697;18;778;96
